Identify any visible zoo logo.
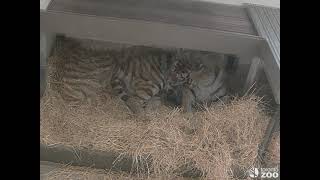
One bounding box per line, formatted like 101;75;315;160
248;167;259;178
260;167;279;179
248;167;279;179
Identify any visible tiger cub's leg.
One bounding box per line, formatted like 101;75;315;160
181;88;195;113
130;80;162;114
144;96;162;112
160;86;183;108
124;96;145;114
110;74;141;113
180;87;200;134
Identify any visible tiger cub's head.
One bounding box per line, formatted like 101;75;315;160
167;60;192;87
166;55;204;87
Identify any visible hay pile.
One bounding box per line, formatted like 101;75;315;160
40;37;278;179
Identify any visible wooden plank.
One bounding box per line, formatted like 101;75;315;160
40;161;115;180
246;4;280;65
243;57;262;94
246;4;280;104
48;0;257;35
40;161;63;179
40;0;52;11
40;143;202;177
260;42;280;104
40;11;263;65
40;143;135;172
201;0;280;8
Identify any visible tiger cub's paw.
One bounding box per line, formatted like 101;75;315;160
144;97;162;112
125;97;145;114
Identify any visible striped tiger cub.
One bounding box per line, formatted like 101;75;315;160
52;37;115;107
110;46;177;113
166;50;238;112
55;37;179;112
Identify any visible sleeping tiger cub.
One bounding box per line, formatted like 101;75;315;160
57;37;180;113
110;46;178;114
166;50;238;112
56;36;236;114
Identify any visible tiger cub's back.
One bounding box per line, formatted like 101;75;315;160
110;46;175;113
51;37;116;107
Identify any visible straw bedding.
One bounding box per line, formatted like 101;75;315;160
40;37;279;179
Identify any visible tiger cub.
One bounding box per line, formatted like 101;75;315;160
110;46;177;114
57;37;179;113
52;36;116;107
166;50;238;112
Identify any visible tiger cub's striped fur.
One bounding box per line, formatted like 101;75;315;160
55;37;178;112
54;37;237;114
166;50;238;112
53;37;114;107
110;46;176;113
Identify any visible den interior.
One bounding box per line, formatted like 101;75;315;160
40;35;279;179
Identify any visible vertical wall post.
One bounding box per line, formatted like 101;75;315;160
40;31;56;98
243;57;263;95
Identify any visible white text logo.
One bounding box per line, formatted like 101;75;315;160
248;166;279;179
